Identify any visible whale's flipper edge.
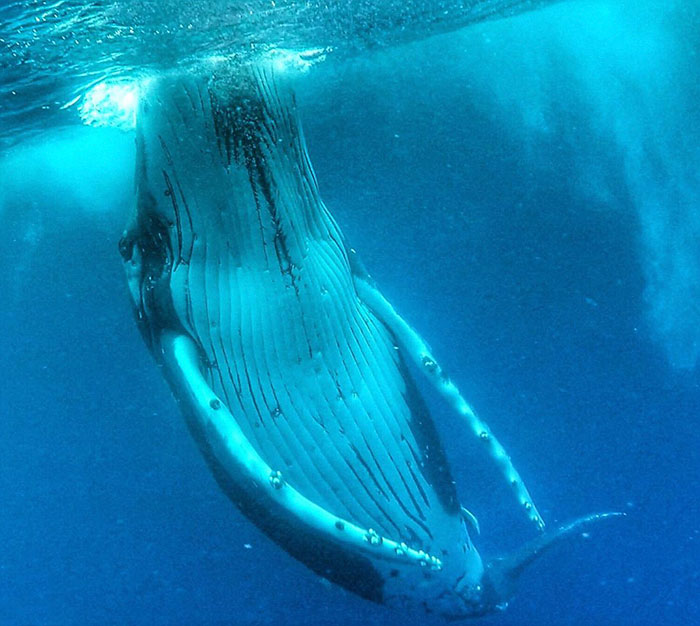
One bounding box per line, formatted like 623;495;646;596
353;271;544;530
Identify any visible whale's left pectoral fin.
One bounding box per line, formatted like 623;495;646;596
350;260;544;530
159;329;444;572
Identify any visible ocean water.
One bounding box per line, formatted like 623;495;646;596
1;1;699;625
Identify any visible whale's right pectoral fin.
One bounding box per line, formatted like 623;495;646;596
350;262;544;530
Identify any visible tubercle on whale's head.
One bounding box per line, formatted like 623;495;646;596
434;568;510;620
452;559;514;619
380;572;506;621
375;528;498;621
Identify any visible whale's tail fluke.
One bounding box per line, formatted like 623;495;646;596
475;512;625;615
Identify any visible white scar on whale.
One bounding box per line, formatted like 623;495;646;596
119;59;619;619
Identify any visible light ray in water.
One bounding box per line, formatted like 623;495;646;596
449;0;700;370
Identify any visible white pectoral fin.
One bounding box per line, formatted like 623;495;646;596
159;330;444;571
353;276;545;531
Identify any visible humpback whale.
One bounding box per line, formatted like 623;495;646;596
120;61;617;619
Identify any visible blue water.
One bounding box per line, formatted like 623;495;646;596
1;2;699;624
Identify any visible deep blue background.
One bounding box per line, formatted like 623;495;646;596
1;4;699;624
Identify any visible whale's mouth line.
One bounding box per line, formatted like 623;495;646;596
119;58;603;618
